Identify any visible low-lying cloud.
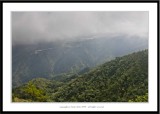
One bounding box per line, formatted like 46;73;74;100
12;11;148;45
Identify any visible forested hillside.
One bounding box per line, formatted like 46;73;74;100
12;36;147;87
12;50;148;102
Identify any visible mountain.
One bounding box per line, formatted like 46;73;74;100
12;35;148;87
12;50;148;102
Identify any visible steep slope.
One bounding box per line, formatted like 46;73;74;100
51;49;148;102
12;36;148;87
13;50;148;102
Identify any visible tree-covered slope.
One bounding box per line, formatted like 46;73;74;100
12;36;148;87
12;50;148;102
12;78;64;102
51;49;148;102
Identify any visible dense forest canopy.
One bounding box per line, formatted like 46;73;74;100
13;50;148;102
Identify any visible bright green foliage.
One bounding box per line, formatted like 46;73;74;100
12;97;32;102
12;78;63;102
129;93;148;102
13;50;148;102
13;81;48;102
22;81;47;101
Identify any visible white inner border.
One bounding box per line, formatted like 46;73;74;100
3;3;158;111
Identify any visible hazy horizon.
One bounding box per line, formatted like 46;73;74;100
12;11;148;45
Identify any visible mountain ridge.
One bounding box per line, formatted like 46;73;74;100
12;49;148;102
12;36;148;87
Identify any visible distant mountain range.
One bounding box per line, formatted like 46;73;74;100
12;35;148;87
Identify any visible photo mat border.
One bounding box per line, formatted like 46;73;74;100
1;0;159;113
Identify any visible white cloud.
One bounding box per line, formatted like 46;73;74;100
12;11;148;44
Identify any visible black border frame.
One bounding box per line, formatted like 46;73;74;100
0;0;159;113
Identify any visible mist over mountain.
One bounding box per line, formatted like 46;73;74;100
12;12;148;85
12;35;148;87
12;12;148;45
12;12;148;102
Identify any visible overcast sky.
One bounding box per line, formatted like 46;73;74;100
12;12;148;45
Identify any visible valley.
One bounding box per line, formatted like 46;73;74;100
12;49;148;102
12;36;148;87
